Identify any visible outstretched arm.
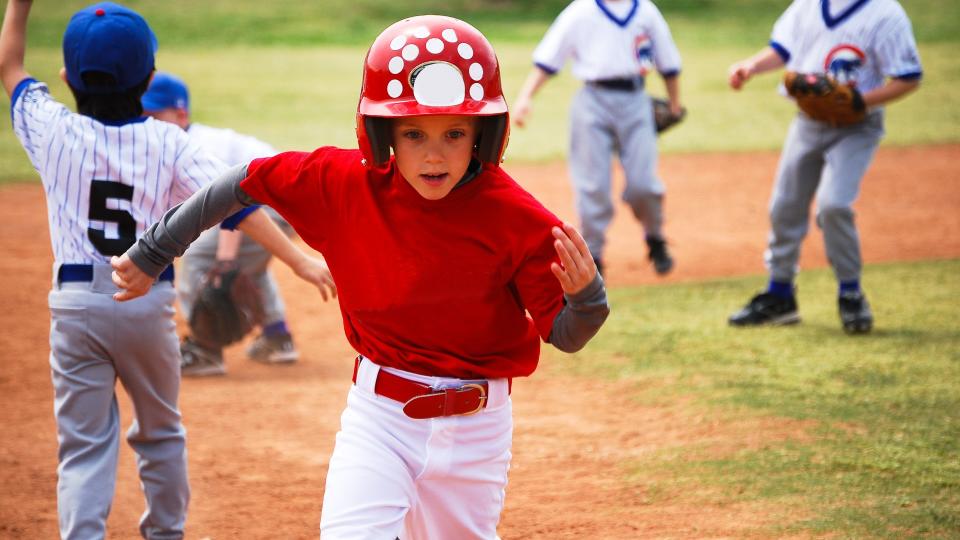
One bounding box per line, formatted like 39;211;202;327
236;209;336;302
512;66;552;128
111;163;335;301
548;223;610;353
728;46;785;90
0;0;32;97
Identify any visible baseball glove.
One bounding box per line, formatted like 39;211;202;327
652;97;686;134
783;71;866;127
189;261;265;349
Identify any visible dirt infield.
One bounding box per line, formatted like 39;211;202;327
1;145;957;539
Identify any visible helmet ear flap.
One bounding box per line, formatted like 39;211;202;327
476;114;509;165
364;116;393;167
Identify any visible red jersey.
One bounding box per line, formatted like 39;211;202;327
242;147;566;379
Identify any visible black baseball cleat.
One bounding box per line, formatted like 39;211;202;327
729;292;801;326
838;290;873;334
646;236;674;275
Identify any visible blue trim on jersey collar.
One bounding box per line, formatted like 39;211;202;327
7;78;150;128
595;0;639;28
9;77;37;125
821;0;872;29
97;116;150;127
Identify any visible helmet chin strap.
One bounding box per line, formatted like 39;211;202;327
453;158;483;190
364;116;393;166
475;115;509;164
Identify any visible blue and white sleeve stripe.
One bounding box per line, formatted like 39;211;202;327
875;15;922;81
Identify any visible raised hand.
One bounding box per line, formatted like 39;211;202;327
549;222;597;295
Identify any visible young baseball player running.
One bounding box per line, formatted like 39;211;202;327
727;0;922;333
512;0;683;277
111;15;610;538
142;72;303;376
0;2;333;538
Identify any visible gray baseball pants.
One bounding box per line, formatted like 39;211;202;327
49;263;187;540
765;110;884;283
569;82;665;259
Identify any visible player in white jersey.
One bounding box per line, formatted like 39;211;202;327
142;72;302;376
513;0;683;277
0;2;333;538
726;0;922;333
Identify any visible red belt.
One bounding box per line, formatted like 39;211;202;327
353;357;495;420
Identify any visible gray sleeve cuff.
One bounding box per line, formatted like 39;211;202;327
128;164;257;277
549;273;610;353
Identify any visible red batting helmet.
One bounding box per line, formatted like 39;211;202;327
356;15;509;168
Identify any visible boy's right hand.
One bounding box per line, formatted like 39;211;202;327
111;254;154;301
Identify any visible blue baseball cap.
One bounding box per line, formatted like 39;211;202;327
62;2;158;94
142;72;190;112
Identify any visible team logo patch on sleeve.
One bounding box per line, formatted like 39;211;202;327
634;34;654;75
824;44;867;86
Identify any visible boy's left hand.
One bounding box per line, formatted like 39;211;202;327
550;222;597;295
293;255;338;302
110;254;154;301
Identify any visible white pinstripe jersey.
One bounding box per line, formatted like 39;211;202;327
771;0;922;93
532;0;681;81
11;79;226;265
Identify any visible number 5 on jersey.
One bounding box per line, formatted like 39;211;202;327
88;179;137;256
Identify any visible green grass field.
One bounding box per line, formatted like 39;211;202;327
1;0;959;181
546;259;960;537
11;0;959;47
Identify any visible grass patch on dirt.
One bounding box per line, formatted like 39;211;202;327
548;259;960;537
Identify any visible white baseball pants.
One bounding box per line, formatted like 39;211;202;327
320;357;512;539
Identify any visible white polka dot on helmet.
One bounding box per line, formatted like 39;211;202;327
356;15;509;168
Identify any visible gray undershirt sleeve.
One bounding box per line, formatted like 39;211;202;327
128;164;258;277
549;274;610;353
